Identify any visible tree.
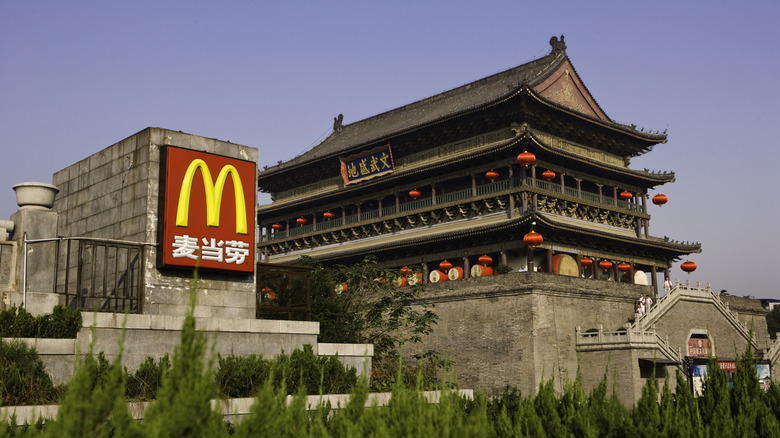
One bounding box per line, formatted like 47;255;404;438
766;306;780;340
299;255;437;357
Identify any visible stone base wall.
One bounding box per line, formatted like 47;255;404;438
6;312;322;385
411;272;642;397
410;271;773;406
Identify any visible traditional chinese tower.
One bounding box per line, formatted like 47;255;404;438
256;36;701;296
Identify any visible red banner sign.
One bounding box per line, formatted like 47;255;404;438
687;338;710;357
161;146;256;273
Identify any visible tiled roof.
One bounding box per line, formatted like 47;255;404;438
263;49;565;175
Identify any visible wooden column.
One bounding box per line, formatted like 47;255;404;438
546;249;553;274
629;262;635;284
378;199;383;217
575;253;583;277
575;178;582;198
422;262;429;284
431;184;437;205
597;184;603;203
526;247;534;272
651;265;658;298
508;165;515;218
471;173;476;197
501;250;507;266
463;256;470;278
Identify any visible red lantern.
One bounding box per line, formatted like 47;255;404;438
409;189;421;200
598;260;613;270
681;260;697;274
271;223;283;231
478;254;493;266
617;262;631;272
652;193;668;206
516;151;536;166
523;230;543;247
323;211;335;220
439;260;453;271
580;257;593;268
400;266;412;275
296;217;307;226
619;190;633;201
485;170;499;183
541;170;556;181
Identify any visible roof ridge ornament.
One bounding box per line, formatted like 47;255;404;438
549;35;566;55
333;113;344;133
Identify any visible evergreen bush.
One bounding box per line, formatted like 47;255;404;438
0;338;63;406
0;305;82;339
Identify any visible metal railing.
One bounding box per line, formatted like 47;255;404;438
265;175;648;239
23;236;150;314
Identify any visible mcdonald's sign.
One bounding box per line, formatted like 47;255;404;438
161;146;256;273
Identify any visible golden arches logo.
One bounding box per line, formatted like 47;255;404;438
175;159;248;234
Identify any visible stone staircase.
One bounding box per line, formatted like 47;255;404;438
632;279;758;350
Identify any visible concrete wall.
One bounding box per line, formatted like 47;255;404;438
51;128;259;319
6;311;321;385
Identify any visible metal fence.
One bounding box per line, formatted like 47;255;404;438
25;237;149;314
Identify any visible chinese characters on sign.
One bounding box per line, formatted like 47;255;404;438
687;338;710;357
340;144;394;186
161;146;256;273
171;236;251;264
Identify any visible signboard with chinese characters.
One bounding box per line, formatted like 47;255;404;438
687;337;710;357
339;144;394;186
160;146;256;273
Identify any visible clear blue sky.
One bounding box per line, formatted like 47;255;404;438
2;1;778;299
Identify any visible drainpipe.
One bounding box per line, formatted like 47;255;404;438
22;232;27;309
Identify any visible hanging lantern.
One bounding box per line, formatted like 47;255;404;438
523;230;543;247
619;190;633;201
478;254;493;266
598;260;613;270
580;257;593;268
486;170;499;183
516;151;536;166
271;223;283;231
681;260;697;274
400;266;413;275
409;189;421;200
296;217;307;226
541;170;556;181
652;193;668;206
439;260;453;271
617;262;631;272
323;211;335;220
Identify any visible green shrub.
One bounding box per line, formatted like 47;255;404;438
216;345;358;398
0;305;82;339
495;264;513;275
37;306;82;338
369;351;445;392
126;355;170;401
0;306;36;338
216;354;271;398
0;337;63;406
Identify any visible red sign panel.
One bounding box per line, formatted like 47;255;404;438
687;338;710;357
718;361;736;371
161;146;256;273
